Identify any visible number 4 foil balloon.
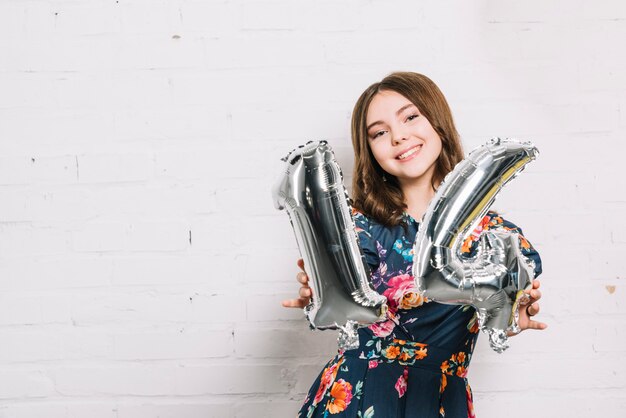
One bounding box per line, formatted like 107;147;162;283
273;141;387;350
412;138;539;353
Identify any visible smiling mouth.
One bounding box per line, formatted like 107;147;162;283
397;145;422;160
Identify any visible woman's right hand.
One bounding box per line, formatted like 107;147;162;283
281;258;313;308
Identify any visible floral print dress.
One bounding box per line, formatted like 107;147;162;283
298;210;542;418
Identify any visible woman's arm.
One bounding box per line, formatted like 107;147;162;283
490;213;547;335
461;211;546;335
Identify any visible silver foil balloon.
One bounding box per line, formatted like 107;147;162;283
412;138;538;353
273;141;388;350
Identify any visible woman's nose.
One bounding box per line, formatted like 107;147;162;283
391;129;408;145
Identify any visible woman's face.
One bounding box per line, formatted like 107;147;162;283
365;90;442;186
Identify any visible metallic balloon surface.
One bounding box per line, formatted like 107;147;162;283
411;138;539;353
273;141;387;350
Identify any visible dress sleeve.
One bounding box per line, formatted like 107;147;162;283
498;214;543;278
460;211;543;278
352;209;381;271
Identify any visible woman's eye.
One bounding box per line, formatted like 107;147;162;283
406;114;419;122
370;130;386;139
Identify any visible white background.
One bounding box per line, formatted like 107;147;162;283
0;0;625;417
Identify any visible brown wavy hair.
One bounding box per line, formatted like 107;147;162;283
351;72;464;227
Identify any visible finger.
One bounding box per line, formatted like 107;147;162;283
281;299;296;308
297;258;305;270
296;271;309;284
524;319;548;331
533;279;541;289
528;288;542;303
524;288;542;303
281;298;302;308
299;286;312;298
526;302;540;316
281;298;309;308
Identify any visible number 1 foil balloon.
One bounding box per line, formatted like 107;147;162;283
273;141;387;350
412;138;539;353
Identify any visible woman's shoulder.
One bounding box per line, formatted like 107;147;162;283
483;210;529;234
352;207;374;232
355;208;525;232
461;210;536;255
352;207;387;231
352;207;371;222
467;210;529;237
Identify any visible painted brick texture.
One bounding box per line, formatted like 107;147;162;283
0;0;625;417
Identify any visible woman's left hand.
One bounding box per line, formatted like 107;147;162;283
509;279;547;336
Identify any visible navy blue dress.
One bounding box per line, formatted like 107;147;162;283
298;210;542;418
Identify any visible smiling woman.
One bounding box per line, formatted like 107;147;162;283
351;72;464;226
365;90;443;208
283;72;545;418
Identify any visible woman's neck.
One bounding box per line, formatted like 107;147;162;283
398;177;437;222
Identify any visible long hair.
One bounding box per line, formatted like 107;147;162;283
351;72;464;227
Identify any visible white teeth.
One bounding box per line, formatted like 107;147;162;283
398;145;421;160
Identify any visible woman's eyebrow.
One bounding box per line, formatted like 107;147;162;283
396;103;416;116
366;120;383;131
366;103;416;131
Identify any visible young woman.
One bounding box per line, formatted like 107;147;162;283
282;72;546;418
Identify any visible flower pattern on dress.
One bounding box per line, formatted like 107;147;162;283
440;351;471;378
460;215;491;253
313;357;344;406
394;367;409;398
383;274;426;311
326;379;353;414
369;318;395;338
440;373;447;393
464;307;480;334
357;406;374;418
360;337;428;366
392;237;414;262
299;210;542;418
460;211;534;258
466;381;476;418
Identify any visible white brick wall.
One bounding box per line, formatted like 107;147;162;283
0;0;624;416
